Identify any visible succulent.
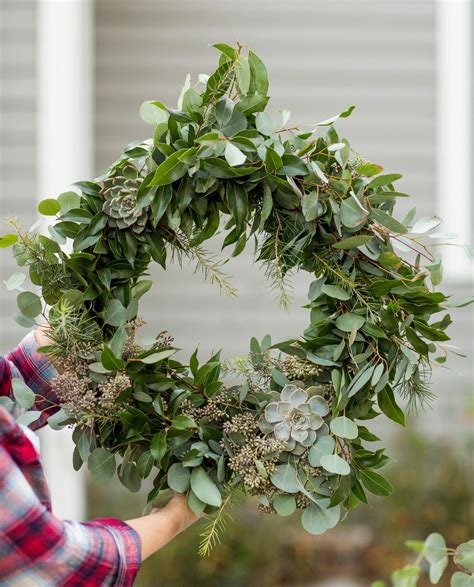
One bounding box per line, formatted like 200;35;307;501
260;383;329;454
101;166;148;233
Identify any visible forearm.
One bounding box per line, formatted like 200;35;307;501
125;494;198;560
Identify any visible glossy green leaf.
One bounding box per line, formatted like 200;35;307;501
359;470;393;497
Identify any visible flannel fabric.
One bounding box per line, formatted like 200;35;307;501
0;331;142;586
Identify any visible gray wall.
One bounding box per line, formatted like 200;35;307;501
0;0;37;351
95;0;438;352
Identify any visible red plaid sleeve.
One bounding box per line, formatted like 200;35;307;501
0;406;142;586
3;330;59;429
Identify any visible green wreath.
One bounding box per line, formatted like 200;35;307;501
1;43;462;552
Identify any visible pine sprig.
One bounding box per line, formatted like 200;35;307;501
170;230;238;297
198;490;238;557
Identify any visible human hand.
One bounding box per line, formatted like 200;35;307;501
126;493;199;560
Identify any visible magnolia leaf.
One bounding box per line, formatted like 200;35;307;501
235;57;251;94
248;49;269;96
150;431;167;467
150;148;195;186
378;387;405;426
359;470;393;497
101;346;125;371
137;452;155;479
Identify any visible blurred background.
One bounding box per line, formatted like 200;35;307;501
1;1;473;585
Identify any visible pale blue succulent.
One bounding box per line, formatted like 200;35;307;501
260;383;329;453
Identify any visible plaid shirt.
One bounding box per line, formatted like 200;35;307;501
0;331;141;586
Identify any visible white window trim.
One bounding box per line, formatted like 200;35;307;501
37;0;94;521
436;0;473;283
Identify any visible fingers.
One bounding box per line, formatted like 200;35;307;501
163;493;199;531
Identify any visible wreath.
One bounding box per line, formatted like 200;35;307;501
1;43;461;553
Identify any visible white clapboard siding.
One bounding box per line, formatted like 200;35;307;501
0;0;37;353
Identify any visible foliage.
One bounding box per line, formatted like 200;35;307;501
85;431;473;586
1;42;470;551
372;534;474;587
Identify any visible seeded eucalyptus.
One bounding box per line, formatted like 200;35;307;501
1;42;468;552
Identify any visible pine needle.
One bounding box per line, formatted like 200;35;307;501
198;491;236;557
170;230;238;297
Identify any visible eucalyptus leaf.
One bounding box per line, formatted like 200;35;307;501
12;378;35;409
320;454;351;476
190;467;222;507
330;416;358;440
168;463;191;492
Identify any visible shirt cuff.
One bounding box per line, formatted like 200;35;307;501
86;518;142;586
6;330;59;429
